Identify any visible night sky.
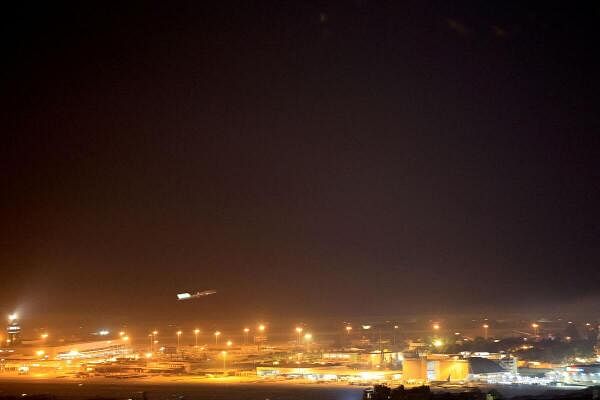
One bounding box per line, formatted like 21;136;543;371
2;2;599;324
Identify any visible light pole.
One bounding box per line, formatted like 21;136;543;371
304;332;312;352
483;324;489;340
152;331;158;353
176;331;182;353
532;323;539;336
243;328;250;345
393;325;399;346
295;326;303;345
221;350;227;370
214;331;221;345
194;329;200;348
345;325;353;346
258;324;265;351
121;335;129;357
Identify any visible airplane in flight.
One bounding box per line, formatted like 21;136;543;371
176;289;217;300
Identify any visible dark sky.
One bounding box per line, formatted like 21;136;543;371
2;2;599;324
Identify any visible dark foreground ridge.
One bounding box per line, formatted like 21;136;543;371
365;385;600;400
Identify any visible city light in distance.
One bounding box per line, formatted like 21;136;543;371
7;313;594;386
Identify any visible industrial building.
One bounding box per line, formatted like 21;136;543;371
402;353;516;384
256;365;402;383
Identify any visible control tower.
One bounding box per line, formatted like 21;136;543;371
6;313;21;346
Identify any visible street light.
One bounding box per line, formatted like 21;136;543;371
532;323;539;336
194;329;200;347
243;328;250;345
304;332;312;353
257;324;266;351
120;336;130;358
40;333;49;340
176;331;182;352
433;323;440;331
214;330;221;344
345;325;353;335
295;326;303;345
226;340;233;347
483;324;489;340
151;331;158;353
221;350;227;370
304;332;312;352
